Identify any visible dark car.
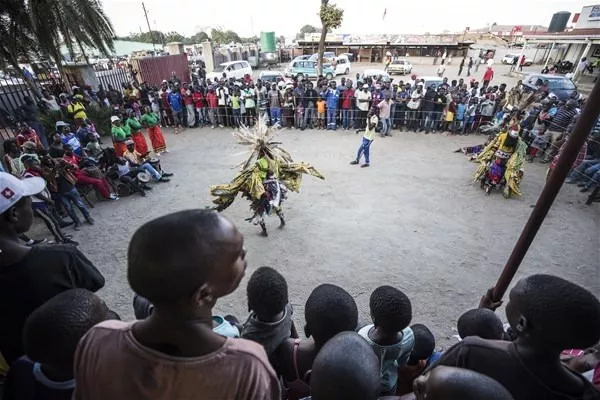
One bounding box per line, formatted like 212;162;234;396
522;74;578;101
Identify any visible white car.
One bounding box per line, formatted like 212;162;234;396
502;54;519;64
387;59;412;75
334;54;351;76
206;60;252;81
362;69;391;83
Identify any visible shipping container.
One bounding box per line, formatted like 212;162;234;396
131;54;190;87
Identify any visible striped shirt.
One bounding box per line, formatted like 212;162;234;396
548;107;577;132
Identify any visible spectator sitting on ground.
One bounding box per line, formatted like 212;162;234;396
457;308;505;340
4;289;117;400
434;274;600;400
73;210;281;400
397;324;437;396
307;332;381;400
358;285;415;396
122;140;172;183
275;283;359;400
241;266;297;361
398;365;514;400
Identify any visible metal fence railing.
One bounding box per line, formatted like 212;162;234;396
95;68;132;91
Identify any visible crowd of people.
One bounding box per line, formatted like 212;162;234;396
0;207;599;400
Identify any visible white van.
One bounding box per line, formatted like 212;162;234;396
334;55;351;76
206;60;252;81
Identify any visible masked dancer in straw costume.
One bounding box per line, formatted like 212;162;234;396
210;116;325;236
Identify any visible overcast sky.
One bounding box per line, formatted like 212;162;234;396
103;0;589;39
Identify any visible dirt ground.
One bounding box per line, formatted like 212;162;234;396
40;124;596;350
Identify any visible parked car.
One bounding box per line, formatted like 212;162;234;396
387;59;412;75
522;74;578;101
309;52;337;63
502;54;533;66
341;52;354;62
287;59;335;80
206;60;252;81
362;69;392;83
334;55;351;75
416;76;444;90
258;71;291;85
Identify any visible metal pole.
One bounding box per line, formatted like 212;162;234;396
487;79;600;303
544;42;555;68
142;2;156;52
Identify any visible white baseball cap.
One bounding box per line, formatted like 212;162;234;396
110;116;121;123
0;172;46;215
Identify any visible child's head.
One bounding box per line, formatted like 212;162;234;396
304;284;358;347
23;289;115;371
505;274;600;351
310;332;380;400
408;323;435;364
246;266;288;318
128;210;247;317
457;308;504;340
369;285;412;332
414;366;514;400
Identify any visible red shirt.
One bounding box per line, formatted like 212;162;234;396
483;68;494;82
341;88;354;109
181;89;194;105
192;92;204;108
63;154;81;170
206;92;218;108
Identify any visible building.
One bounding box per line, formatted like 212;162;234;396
524;5;600;78
472;24;547;44
294;33;473;62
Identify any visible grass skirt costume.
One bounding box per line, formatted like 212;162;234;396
210;115;325;235
473;131;527;198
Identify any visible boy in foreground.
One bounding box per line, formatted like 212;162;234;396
73;210;281;400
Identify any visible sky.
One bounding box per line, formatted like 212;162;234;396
102;0;589;40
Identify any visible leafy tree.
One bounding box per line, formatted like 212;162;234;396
188;31;210;44
164;31;185;43
317;0;343;75
119;31;166;45
211;28;241;44
296;24;320;40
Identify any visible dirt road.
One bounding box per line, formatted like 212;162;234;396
68;126;600;348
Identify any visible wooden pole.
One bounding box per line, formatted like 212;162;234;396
486;80;600;303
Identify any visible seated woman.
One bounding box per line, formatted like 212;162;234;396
122;140;172;183
62;144;118;200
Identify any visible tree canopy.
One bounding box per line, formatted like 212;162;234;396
296;24;321;40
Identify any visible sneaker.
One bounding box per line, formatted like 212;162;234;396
109;193;119;200
59;221;74;228
63;238;79;245
162;172;174;177
73;224;81;231
26;238;47;246
361;163;370;168
350;160;359;165
140;191;147;197
159;177;171;183
142;185;153;191
85;217;95;225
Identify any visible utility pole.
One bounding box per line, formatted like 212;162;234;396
142;2;156;52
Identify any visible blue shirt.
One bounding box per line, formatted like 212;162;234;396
358;325;415;393
168;92;183;112
61;133;83;156
456;103;466;120
326;89;339;108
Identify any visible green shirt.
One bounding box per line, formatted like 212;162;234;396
140;113;159;127
231;95;241;109
112;125;129;142
126;117;142;133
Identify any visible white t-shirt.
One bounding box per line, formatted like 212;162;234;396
356;90;371;111
42;96;61;111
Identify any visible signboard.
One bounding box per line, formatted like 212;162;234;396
589;5;600;19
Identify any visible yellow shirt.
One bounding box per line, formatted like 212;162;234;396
67;102;87;120
123;149;143;165
363;115;379;141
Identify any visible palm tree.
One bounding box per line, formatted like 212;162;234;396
27;0;115;69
